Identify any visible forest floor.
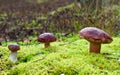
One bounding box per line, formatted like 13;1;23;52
0;34;120;75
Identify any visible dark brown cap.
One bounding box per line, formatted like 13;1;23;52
8;44;20;52
79;27;113;44
38;33;56;43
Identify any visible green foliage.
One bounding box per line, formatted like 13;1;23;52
0;35;120;75
1;0;120;42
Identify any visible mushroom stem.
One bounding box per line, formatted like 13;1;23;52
90;42;101;53
45;42;50;48
9;51;17;63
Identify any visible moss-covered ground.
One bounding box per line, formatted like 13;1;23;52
0;34;120;75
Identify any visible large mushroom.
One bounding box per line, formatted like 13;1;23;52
79;27;113;53
8;44;20;63
38;33;56;48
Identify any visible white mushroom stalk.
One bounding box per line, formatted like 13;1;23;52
9;51;18;63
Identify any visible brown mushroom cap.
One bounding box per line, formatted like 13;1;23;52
38;33;56;43
8;44;20;52
79;27;113;44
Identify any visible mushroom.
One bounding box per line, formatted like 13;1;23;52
38;33;56;48
8;44;20;63
79;27;113;53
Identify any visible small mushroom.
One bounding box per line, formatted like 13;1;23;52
38;33;56;48
79;27;113;53
8;44;20;63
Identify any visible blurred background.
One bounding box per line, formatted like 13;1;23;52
0;0;120;42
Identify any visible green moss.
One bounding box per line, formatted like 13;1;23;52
0;36;120;75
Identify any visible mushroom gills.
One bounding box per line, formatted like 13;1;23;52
9;51;18;63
